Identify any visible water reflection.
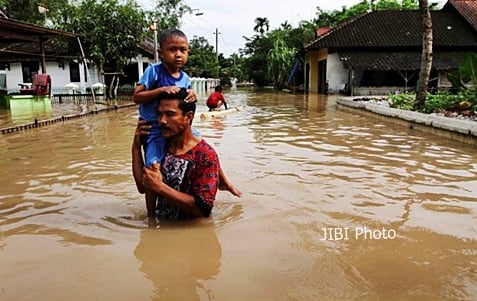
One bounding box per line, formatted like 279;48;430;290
134;222;221;301
0;90;476;300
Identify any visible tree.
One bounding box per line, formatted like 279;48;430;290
241;33;273;86
415;0;433;109
0;0;69;25
221;53;244;83
267;33;295;89
186;36;218;78
59;0;146;100
146;0;190;33
253;17;270;36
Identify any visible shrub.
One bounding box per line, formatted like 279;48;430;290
387;91;476;113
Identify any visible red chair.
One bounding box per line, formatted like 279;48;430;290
20;74;51;96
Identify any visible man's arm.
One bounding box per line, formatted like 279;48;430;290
131;121;148;194
142;141;219;218
142;164;204;218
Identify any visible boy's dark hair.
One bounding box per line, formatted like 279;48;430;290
157;88;196;114
159;29;188;47
215;85;222;92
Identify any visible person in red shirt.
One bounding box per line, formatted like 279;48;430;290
132;88;241;220
206;85;228;111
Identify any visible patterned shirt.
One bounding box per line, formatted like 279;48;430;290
156;139;220;219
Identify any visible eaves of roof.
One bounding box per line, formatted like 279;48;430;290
0;18;78;62
338;51;472;71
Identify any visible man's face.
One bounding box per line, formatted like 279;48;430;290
158;36;189;72
157;99;191;139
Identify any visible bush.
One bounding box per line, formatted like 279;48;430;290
387;93;415;110
388;91;477;113
421;92;459;113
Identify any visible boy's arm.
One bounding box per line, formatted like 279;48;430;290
185;89;197;103
133;85;183;104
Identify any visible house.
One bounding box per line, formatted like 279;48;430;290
0;13;156;94
121;37;156;86
304;0;477;95
0;16;105;93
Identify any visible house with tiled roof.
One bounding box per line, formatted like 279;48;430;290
304;0;477;95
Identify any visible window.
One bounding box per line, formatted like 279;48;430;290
0;71;6;89
21;62;39;83
69;62;80;82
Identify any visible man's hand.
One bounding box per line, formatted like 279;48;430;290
142;162;163;193
133;119;151;148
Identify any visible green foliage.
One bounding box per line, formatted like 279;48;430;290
240;0;421;88
388;90;477;113
420;92;460;113
458;53;477;91
446;54;477;93
253;17;270;35
388;93;416;110
267;33;295;88
60;0;147;73
241;34;274;86
145;0;190;33
185;36;218;78
314;0;419;28
1;0;69;26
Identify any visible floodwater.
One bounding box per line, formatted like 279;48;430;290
0;89;476;300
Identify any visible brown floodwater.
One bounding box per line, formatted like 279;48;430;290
0;90;476;300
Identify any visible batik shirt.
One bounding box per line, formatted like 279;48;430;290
155;139;220;219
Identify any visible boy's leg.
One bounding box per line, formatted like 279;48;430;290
218;167;242;197
145;188;158;218
143;131;166;217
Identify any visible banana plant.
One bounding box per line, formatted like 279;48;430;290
446;53;477;92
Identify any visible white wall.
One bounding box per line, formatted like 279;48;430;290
3;61;101;93
326;53;348;94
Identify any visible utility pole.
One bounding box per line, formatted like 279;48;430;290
151;19;158;63
213;28;221;79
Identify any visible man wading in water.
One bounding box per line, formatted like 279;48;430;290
132;89;239;220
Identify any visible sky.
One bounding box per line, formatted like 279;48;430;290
140;0;447;57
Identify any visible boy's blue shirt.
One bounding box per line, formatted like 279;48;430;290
138;62;191;122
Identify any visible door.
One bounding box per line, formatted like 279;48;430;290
318;60;327;94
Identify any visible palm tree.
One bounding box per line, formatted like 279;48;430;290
415;0;433;109
280;21;292;30
253;17;270;35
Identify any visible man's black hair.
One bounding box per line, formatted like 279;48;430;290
157;88;196;114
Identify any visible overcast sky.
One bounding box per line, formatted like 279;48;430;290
140;0;448;57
